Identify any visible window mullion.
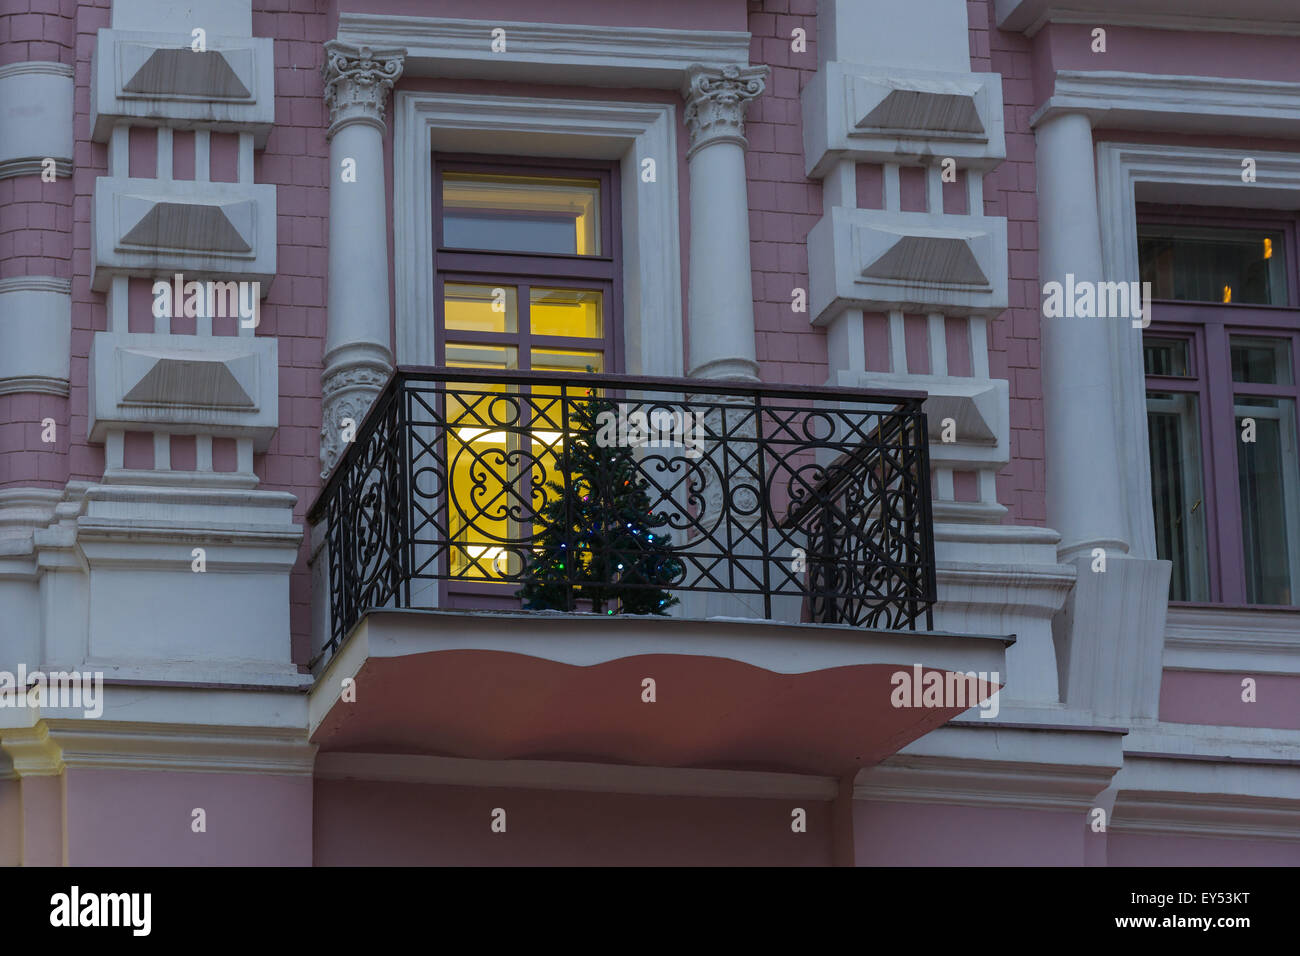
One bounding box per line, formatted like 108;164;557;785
1204;322;1247;603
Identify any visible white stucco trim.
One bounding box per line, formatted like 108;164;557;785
0;723;63;776
392;91;683;378
0;276;72;397
1031;72;1300;137
0;62;73;180
997;0;1300;37
1114;723;1300;841
1163;606;1300;675
316;752;838;800
338;13;750;89
42;720;315;775
855;722;1125;812
1096;142;1300;560
1111;745;1300;842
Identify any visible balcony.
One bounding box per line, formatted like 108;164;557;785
309;367;938;658
304;368;1004;776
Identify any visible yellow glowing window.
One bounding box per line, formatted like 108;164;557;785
442;173;601;256
445;283;517;334
444;343;518;370
531;289;603;338
530;348;604;374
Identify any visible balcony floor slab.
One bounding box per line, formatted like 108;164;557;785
308;610;1012;776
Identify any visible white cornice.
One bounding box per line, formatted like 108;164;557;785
997;0;1300;37
0;276;71;295
0;375;69;397
1124;720;1300;763
0;61;73;80
1112;751;1300;842
44;720;315;775
0;724;64;776
337;13;752;89
854;753;1119;812
0;488;62;534
1163;606;1300;675
1032;72;1300;138
316;752;838;800
854;723;1124;812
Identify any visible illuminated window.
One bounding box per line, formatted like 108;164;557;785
434;159;620;599
442;172;601;256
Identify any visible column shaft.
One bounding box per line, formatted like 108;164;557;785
319;42;404;476
1035;111;1129;559
681;64;768;381
687;140;759;379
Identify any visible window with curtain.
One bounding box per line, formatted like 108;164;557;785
433;157;621;602
1138;207;1300;606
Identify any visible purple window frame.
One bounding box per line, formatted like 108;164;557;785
432;154;623;609
433;154;623;370
1140;204;1300;608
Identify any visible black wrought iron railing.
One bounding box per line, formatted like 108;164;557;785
308;367;937;662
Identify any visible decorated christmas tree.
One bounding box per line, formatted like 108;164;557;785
517;387;683;615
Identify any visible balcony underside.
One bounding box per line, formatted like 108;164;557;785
309;611;1010;776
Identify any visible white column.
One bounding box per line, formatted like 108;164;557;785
319;42;405;477
682;64;768;381
1036;111;1129;560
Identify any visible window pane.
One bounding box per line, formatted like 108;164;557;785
443;355;524;581
1231;335;1294;385
444;343;518;369
1138;225;1287;305
442;173;600;256
530;288;603;338
531;348;604;374
1143;338;1190;377
445;283;517;334
1146;391;1210;601
1236;397;1300;605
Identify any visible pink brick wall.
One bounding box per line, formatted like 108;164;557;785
66;0;110;486
979;0;1046;525
0;175;73;280
0;0;76;68
0;0;79;491
747;0;826;390
251;0;331;661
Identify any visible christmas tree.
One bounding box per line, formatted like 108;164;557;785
517;386;683;615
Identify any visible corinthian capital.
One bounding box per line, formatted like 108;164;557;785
322;41;405;137
681;63;769;156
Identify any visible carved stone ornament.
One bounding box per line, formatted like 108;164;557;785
320;362;391;478
321;41;405;136
681;63;769;156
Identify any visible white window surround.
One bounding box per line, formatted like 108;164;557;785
1095;141;1300;563
392;91;683;378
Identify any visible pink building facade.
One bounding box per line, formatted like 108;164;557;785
0;0;1297;866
